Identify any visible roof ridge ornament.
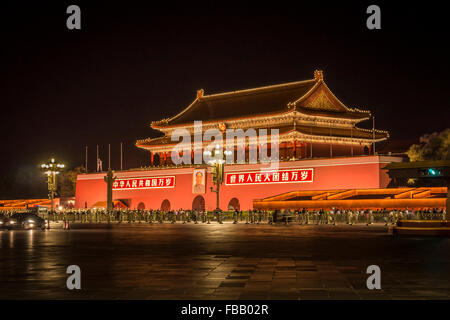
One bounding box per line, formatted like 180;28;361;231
197;89;204;99
287;102;296;110
314;69;324;81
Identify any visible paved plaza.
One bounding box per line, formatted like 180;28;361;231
0;223;449;300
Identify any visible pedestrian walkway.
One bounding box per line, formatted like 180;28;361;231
0;224;449;299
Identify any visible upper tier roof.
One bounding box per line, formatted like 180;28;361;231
151;70;370;128
136;123;389;149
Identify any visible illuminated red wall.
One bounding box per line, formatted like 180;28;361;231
75;155;402;211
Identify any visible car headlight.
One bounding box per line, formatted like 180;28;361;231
27;219;34;223
0;221;3;224
10;221;16;224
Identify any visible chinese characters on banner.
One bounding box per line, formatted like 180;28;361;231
225;169;313;186
112;176;175;190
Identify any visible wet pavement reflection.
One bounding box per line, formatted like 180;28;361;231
0;224;449;299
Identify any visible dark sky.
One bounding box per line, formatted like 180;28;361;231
0;1;449;198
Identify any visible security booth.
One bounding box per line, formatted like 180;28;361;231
384;160;450;211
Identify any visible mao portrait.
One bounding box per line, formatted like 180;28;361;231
192;169;206;194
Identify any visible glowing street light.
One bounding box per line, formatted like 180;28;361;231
203;144;232;220
40;158;65;214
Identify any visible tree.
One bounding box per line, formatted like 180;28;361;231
406;129;450;162
58;166;85;197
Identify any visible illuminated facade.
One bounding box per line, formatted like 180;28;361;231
75;70;402;211
253;187;447;210
136;70;389;163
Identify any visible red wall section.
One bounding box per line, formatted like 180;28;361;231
75;177;107;209
75;156;403;211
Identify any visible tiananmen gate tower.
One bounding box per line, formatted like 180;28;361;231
75;70;406;211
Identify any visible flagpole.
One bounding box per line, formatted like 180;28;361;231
351;127;353;156
96;145;99;172
85;146;88;173
120;142;123;171
329;122;332;158
372;116;376;155
108;143;111;169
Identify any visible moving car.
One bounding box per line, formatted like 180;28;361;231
5;213;46;230
0;214;8;229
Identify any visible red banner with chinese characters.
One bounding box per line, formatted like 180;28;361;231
113;176;175;190
225;168;313;186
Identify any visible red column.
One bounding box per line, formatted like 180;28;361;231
293;140;297;159
151;153;154;166
298;142;302;159
260;143;267;161
245;146;249;163
249;143;256;163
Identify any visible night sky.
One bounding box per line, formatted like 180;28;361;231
1;1;449;198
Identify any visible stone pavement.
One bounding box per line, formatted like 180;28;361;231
0;223;449;299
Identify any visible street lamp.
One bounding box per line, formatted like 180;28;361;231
203;144;232;222
40;158;65;214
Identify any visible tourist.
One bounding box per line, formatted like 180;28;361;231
347;210;353;225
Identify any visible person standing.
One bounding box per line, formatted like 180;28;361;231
334;209;340;226
201;210;206;223
194;209;198;224
158;210;163;224
181;208;186;224
233;208;238;224
217;209;223;224
347;210;353;225
148;209;153;224
367;209;373;226
327;208;333;225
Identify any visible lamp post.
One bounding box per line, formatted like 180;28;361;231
40;158;65;216
104;167;117;217
203;144;232;222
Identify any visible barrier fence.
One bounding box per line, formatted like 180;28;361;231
0;208;446;226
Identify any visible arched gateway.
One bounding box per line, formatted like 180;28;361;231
161;199;171;212
192;195;205;211
137;202;145;210
228;198;240;210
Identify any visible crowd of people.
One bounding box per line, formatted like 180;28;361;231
273;208;446;225
0;207;446;226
